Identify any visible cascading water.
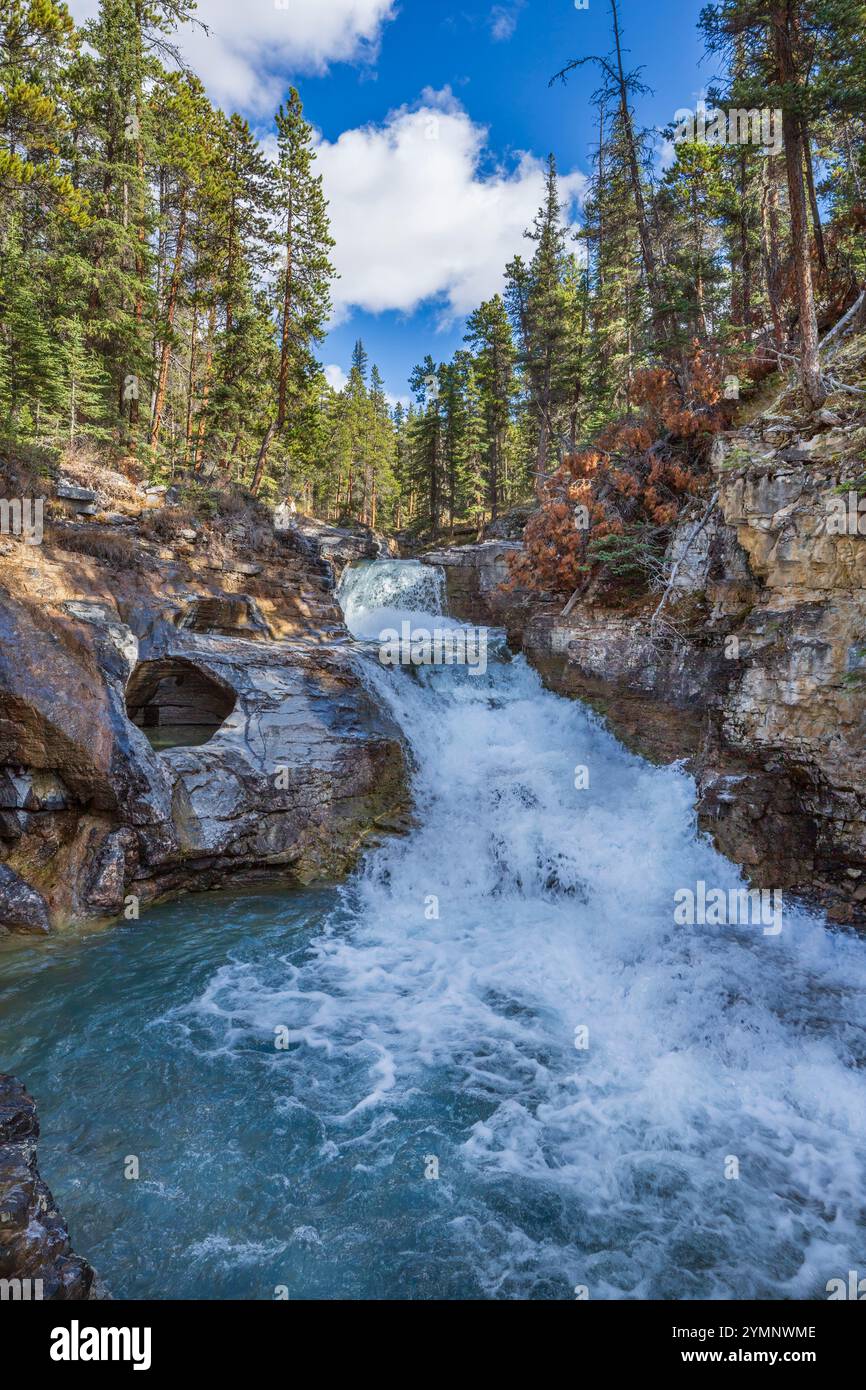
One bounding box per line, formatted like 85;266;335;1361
337;558;449;641
1;558;864;1300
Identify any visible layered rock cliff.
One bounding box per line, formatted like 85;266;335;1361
424;338;866;924
0;468;407;934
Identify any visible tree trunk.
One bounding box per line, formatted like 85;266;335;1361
761;157;785;354
149;195;188;451
802;125;828;278
535;415;549;496
250;420;277;496
609;0;668;346
194;301;217;470
772;3;825;407
738;149;752;328
254;191;295;496
130;90;146;431
185;288;199;465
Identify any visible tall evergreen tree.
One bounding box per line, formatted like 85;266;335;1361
465;295;515;518
251;88;335;495
505;156;577;493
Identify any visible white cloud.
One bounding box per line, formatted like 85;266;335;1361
324;364;349;391
66;0;396;114
490;3;524;42
316;89;586;325
657;133;677;172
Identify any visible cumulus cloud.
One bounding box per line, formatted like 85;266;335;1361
324;364;349;392
490;3;525;42
66;0;396;114
315;89;586;325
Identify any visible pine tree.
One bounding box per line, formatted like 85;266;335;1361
465;294;515;518
657;138;729;345
147;72;213;455
408;356;444;533
251;88;335;495
0;0;86;231
58;315;112;444
203;111;273;467
553;0;673;357
701;0;829;404
351;338;369;383
0;241;64;432
74;0;158;443
580;97;645;420
505;155;575;494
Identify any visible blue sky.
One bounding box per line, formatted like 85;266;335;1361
71;0;721;403
305;0;712;401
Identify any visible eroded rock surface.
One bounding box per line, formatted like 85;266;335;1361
0;515;406;931
421;540;535;630
428;430;866;923
0;1074;103;1299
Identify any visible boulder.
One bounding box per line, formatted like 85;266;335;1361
0;1074;104;1298
55;481;97;516
0;865;51;934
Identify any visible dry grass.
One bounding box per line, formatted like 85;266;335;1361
58;443;142;510
139;506;197;541
49;525;142;569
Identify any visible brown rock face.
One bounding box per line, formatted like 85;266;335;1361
421;541;536;632
0;1074;102;1299
427;449;866;924
0;520;407;932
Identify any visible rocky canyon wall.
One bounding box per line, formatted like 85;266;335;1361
424;411;866;924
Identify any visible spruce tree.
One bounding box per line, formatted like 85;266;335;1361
251;88;335;495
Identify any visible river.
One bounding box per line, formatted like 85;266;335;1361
1;559;864;1299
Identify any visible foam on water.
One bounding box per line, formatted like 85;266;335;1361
337;558;452;642
168;560;866;1298
1;558;864;1299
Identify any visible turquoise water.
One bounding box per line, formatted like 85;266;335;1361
0;887;355;1299
1;560;865;1300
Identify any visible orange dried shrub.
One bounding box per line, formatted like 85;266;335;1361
507;348;727;598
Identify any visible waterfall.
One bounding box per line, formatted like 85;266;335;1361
337;558;448;641
176;559;866;1298
5;559;863;1299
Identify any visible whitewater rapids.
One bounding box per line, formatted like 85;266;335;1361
178;559;866;1298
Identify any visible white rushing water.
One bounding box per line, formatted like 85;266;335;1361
179;559;866;1298
337;556;451;640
